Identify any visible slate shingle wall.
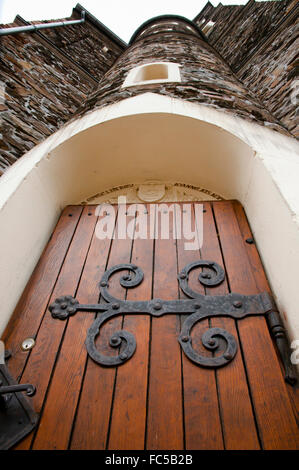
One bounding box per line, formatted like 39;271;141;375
194;0;298;137
0;12;125;174
77;19;286;136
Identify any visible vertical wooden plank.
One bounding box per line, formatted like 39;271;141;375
176;202;224;450
108;204;153;450
70;205;134;450
202;202;260;449
146;203;184;450
232;201;299;426
2;206;83;381
213;200;299;450
31;206;112;450
15;206;97;450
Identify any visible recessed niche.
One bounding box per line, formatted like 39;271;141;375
122;62;181;88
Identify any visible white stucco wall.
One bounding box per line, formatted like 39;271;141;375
0;93;299;350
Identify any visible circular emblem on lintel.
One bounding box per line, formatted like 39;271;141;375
137;181;166;202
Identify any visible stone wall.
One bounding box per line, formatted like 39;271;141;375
0;1;297;175
195;0;291;70
194;2;244;46
237;7;298;137
0;6;125;175
194;0;298;137
76;17;286;135
36;5;126;80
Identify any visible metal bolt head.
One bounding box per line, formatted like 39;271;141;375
179;272;186;279
60;302;67;309
181;336;190;343
233;301;242;308
21;338;35;351
153;302;162;310
208;339;216;346
100;281;107;287
120;352;128;361
201;272;211;279
194;303;201;309
224;352;232;360
112;303;120;310
111;337;119;345
67;306;76;314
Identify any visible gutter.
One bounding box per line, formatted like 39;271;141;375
0;10;85;36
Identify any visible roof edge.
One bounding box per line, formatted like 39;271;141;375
74;3;127;49
129;14;206;44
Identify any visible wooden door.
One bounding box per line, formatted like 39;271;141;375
2;201;299;450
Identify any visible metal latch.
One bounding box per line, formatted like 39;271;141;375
0;353;38;450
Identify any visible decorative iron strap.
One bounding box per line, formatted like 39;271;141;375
49;261;297;384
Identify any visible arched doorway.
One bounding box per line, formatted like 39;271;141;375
0;96;298;449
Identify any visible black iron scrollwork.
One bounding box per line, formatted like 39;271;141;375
48;261;297;384
49;295;79;319
178;260;225;295
179;320;238;368
86;311;137;367
99;263;144;303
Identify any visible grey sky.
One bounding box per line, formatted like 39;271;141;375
0;0;250;42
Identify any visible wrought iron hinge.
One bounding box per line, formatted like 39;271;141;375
0;353;38;450
49;261;297;385
266;311;297;385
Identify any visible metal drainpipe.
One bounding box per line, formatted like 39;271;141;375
0;10;85;36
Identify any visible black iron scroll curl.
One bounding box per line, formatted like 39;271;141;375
99;263;144;304
86;308;137;367
179;315;237;368
178;260;225;298
48;261;297;383
178;261;236;368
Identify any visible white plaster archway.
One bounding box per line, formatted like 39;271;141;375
0;93;299;349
